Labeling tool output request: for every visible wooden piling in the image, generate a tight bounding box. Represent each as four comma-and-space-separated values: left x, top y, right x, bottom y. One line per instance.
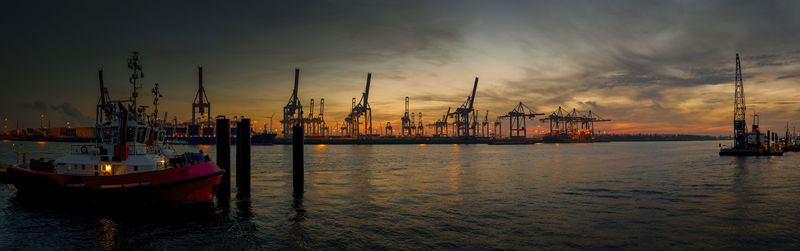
293, 125, 304, 194
216, 116, 231, 203
237, 118, 251, 196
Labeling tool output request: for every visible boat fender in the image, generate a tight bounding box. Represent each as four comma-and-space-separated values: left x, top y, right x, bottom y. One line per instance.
80, 146, 88, 154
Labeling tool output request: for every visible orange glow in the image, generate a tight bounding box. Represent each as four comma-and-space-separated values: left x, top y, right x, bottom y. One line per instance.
36, 141, 47, 145
1, 140, 9, 142
418, 144, 427, 147
606, 122, 730, 135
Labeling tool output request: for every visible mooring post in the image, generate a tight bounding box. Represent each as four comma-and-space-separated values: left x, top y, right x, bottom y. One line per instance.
236, 118, 251, 196
293, 124, 304, 195
216, 116, 231, 203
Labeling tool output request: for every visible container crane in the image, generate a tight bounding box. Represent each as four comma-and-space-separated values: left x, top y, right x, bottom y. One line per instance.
449, 77, 478, 137
282, 69, 303, 137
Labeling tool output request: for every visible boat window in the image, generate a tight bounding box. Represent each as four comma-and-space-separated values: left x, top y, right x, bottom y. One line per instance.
134, 166, 138, 172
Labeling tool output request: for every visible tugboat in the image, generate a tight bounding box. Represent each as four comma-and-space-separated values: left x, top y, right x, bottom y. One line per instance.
5, 52, 225, 204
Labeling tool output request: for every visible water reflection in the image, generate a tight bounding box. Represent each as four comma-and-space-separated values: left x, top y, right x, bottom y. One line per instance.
288, 191, 310, 249
4, 141, 800, 249
94, 218, 120, 249
235, 197, 254, 220
729, 157, 756, 238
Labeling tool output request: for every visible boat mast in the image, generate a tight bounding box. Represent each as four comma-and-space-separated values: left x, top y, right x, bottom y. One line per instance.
128, 51, 144, 116
152, 83, 163, 126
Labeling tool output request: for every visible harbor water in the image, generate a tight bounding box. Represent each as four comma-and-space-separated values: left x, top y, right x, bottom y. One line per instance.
1, 140, 799, 249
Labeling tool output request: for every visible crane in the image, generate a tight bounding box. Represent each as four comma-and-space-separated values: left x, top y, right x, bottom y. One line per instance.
282, 69, 303, 137
449, 77, 478, 137
499, 102, 543, 138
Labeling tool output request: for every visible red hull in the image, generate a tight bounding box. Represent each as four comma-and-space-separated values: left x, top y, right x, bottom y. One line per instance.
7, 161, 225, 204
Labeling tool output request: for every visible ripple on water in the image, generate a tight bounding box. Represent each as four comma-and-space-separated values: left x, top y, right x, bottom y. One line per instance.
1, 141, 799, 249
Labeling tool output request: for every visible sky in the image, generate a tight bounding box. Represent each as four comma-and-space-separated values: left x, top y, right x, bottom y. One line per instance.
1, 0, 799, 135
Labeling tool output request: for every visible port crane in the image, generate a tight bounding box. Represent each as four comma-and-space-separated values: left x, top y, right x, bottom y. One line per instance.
540, 106, 609, 139
401, 97, 413, 136
449, 77, 479, 137
499, 102, 543, 138
432, 107, 451, 137
282, 69, 303, 137
345, 73, 373, 137
96, 68, 114, 126
192, 66, 212, 125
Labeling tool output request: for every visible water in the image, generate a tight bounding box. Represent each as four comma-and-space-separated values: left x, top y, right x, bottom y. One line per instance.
1, 140, 800, 249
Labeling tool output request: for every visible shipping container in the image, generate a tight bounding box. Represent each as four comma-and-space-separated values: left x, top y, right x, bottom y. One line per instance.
188, 125, 200, 136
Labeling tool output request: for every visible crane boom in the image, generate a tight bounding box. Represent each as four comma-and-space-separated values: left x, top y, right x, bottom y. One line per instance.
98, 69, 107, 108
198, 67, 204, 115
291, 68, 299, 106
363, 73, 371, 106
468, 77, 478, 110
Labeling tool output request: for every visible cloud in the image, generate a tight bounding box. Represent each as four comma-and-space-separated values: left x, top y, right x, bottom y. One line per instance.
50, 102, 94, 126
22, 100, 47, 113
3, 1, 800, 134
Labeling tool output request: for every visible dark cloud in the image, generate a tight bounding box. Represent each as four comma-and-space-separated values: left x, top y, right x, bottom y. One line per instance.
2, 1, 800, 133
776, 73, 800, 80
22, 101, 47, 113
50, 102, 93, 124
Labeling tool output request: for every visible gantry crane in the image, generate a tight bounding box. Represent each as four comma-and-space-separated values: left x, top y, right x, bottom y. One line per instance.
540, 106, 609, 140
449, 77, 479, 137
401, 96, 413, 136
499, 102, 543, 138
433, 107, 451, 137
282, 69, 303, 137
345, 73, 373, 137
192, 66, 212, 125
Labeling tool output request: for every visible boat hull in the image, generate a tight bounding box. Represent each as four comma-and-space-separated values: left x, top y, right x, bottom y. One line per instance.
6, 161, 224, 204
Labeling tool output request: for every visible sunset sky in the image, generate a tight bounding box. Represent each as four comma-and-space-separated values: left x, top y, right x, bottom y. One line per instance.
2, 1, 799, 135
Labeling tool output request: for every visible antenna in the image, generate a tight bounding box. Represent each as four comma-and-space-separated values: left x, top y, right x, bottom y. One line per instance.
151, 83, 163, 125
127, 51, 144, 109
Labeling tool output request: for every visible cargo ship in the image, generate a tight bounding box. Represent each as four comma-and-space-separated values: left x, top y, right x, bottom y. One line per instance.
3, 52, 225, 204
